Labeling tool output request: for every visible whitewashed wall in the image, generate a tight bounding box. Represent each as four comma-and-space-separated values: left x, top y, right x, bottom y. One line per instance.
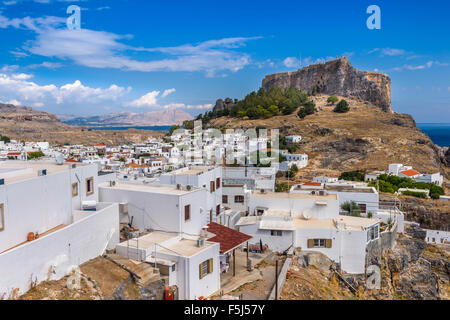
99, 185, 207, 235
238, 223, 293, 253
0, 203, 119, 298
0, 164, 98, 254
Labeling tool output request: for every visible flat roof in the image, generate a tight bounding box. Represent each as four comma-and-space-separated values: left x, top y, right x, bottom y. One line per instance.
293, 216, 379, 231
158, 238, 216, 257
99, 181, 200, 195
0, 161, 88, 184
119, 232, 216, 257
171, 166, 214, 176
121, 231, 177, 250
253, 191, 337, 200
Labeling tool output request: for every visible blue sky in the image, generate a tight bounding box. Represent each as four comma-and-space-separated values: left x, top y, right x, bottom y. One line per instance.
0, 0, 448, 122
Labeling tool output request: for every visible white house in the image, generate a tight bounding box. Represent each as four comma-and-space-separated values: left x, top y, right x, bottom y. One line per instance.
0, 161, 119, 297
236, 191, 382, 274
285, 135, 302, 143
313, 176, 338, 184
159, 166, 223, 224
413, 173, 443, 186
99, 182, 208, 235
425, 229, 450, 245
388, 163, 412, 176
115, 231, 221, 300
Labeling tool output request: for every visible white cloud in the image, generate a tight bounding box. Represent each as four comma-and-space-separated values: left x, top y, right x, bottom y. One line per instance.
0, 11, 259, 76
0, 73, 130, 107
11, 73, 33, 80
392, 61, 449, 72
283, 57, 300, 68
161, 88, 176, 98
0, 14, 65, 32
381, 48, 406, 56
369, 48, 406, 56
125, 91, 160, 108
27, 62, 62, 69
0, 98, 21, 105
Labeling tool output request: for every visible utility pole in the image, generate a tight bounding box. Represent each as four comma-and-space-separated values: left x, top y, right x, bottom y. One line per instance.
275, 259, 279, 300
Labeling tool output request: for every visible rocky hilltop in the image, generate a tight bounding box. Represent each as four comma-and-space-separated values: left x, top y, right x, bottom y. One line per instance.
261, 57, 391, 112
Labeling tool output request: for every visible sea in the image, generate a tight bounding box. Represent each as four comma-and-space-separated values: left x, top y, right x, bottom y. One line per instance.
88, 125, 173, 132
88, 124, 450, 147
417, 123, 450, 147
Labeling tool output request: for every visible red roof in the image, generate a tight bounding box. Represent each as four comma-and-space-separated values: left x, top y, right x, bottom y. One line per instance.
7, 152, 22, 156
303, 181, 322, 186
66, 158, 79, 163
206, 222, 252, 254
95, 144, 106, 147
400, 169, 420, 177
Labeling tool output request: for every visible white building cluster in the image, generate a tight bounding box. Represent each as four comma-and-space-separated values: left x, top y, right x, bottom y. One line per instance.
1, 129, 443, 300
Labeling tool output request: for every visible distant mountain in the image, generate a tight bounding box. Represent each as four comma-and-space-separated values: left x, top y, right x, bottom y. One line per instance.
61, 109, 193, 127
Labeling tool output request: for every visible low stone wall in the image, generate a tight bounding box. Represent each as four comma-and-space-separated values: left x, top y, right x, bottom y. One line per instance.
268, 257, 292, 300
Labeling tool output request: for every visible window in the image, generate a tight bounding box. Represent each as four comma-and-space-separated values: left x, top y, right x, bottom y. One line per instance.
222, 195, 228, 204
199, 258, 213, 279
86, 177, 94, 196
184, 205, 190, 221
358, 203, 367, 214
308, 239, 332, 248
314, 239, 325, 248
367, 225, 379, 242
271, 230, 282, 236
235, 195, 244, 203
72, 182, 78, 197
216, 177, 221, 189
210, 181, 215, 193
0, 203, 4, 231
216, 204, 221, 216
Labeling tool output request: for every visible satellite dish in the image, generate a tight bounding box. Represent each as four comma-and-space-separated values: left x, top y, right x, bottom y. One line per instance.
302, 209, 312, 220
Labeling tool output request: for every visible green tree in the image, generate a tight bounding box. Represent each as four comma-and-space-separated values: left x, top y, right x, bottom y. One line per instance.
327, 95, 339, 105
275, 182, 289, 193
334, 99, 350, 113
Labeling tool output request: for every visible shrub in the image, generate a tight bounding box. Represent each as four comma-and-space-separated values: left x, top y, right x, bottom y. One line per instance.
297, 101, 316, 118
334, 99, 350, 113
401, 190, 428, 198
27, 151, 45, 159
339, 170, 365, 182
327, 95, 339, 105
0, 135, 11, 143
275, 182, 289, 193
341, 201, 361, 217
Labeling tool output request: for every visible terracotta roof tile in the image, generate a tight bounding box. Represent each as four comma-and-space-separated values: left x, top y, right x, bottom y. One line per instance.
206, 222, 252, 254
400, 169, 420, 177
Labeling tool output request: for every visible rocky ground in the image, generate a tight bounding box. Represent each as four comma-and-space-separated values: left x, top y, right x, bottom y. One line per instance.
17, 255, 166, 300
281, 225, 450, 300
381, 193, 450, 230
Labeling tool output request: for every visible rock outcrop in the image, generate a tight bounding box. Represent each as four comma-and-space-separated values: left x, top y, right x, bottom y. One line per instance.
261, 57, 391, 112
212, 98, 235, 113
